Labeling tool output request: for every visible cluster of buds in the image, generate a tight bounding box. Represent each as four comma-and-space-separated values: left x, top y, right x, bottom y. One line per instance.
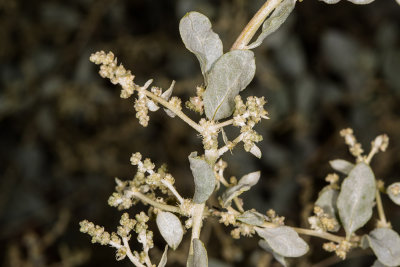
233, 95, 269, 128
232, 95, 268, 157
186, 86, 205, 114
199, 119, 219, 150
108, 152, 176, 210
79, 212, 153, 263
340, 128, 364, 159
266, 209, 285, 226
89, 51, 136, 99
371, 134, 389, 153
323, 240, 353, 260
308, 206, 339, 232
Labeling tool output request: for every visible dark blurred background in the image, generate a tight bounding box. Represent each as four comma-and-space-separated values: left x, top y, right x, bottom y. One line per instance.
1, 0, 400, 266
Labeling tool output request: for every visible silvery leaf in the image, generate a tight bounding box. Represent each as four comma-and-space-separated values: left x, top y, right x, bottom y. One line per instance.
259, 240, 287, 266
189, 152, 216, 203
161, 81, 175, 100
318, 0, 341, 3
162, 81, 176, 117
156, 212, 183, 250
255, 226, 309, 257
164, 109, 176, 118
387, 182, 400, 205
222, 171, 260, 207
337, 163, 376, 238
247, 0, 296, 49
250, 144, 262, 159
158, 245, 168, 267
347, 0, 375, 4
366, 228, 400, 266
237, 210, 267, 226
329, 159, 355, 175
147, 100, 160, 111
315, 186, 340, 232
203, 50, 255, 121
371, 260, 387, 267
221, 128, 228, 146
179, 12, 223, 78
187, 239, 208, 267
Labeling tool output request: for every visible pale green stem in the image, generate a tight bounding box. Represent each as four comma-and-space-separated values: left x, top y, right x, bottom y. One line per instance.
161, 179, 184, 205
365, 146, 378, 164
231, 0, 283, 50
291, 227, 344, 243
121, 237, 146, 267
375, 188, 388, 226
141, 87, 203, 133
132, 191, 181, 214
189, 203, 205, 255
214, 119, 234, 130
218, 133, 244, 156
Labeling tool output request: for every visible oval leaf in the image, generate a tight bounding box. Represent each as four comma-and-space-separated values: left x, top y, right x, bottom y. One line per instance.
187, 239, 208, 267
248, 0, 296, 49
203, 50, 256, 121
347, 0, 375, 4
366, 228, 400, 266
222, 171, 260, 207
387, 182, 400, 206
337, 163, 376, 238
329, 159, 355, 175
237, 210, 267, 226
156, 212, 183, 250
179, 12, 223, 78
189, 152, 216, 203
259, 240, 288, 267
315, 186, 340, 232
255, 226, 309, 257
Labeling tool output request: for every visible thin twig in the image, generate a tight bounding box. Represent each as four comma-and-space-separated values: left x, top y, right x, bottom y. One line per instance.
142, 88, 203, 133
132, 191, 181, 214
292, 227, 344, 243
231, 0, 283, 50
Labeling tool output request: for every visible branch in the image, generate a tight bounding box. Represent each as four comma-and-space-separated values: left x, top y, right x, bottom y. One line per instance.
142, 88, 203, 133
231, 0, 283, 50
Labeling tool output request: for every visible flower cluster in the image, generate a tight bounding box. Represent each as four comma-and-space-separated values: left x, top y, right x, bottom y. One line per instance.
186, 86, 205, 114
308, 206, 339, 232
232, 95, 268, 156
340, 128, 364, 159
199, 119, 219, 150
108, 152, 176, 211
323, 240, 354, 260
89, 51, 136, 99
80, 212, 153, 264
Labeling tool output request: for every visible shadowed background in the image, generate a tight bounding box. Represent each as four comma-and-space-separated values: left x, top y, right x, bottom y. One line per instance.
1, 0, 400, 266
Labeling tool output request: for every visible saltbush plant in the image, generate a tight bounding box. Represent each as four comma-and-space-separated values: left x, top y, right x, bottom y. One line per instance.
80, 0, 400, 266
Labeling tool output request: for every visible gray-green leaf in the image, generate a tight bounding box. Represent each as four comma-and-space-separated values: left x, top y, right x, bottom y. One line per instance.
259, 240, 287, 266
222, 171, 260, 207
329, 159, 355, 175
315, 186, 340, 232
189, 152, 216, 203
179, 12, 223, 78
387, 182, 400, 206
247, 0, 296, 49
156, 212, 183, 250
158, 245, 168, 267
371, 260, 387, 267
237, 210, 267, 226
366, 228, 400, 266
255, 226, 309, 257
203, 50, 256, 121
188, 239, 208, 267
337, 163, 376, 238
